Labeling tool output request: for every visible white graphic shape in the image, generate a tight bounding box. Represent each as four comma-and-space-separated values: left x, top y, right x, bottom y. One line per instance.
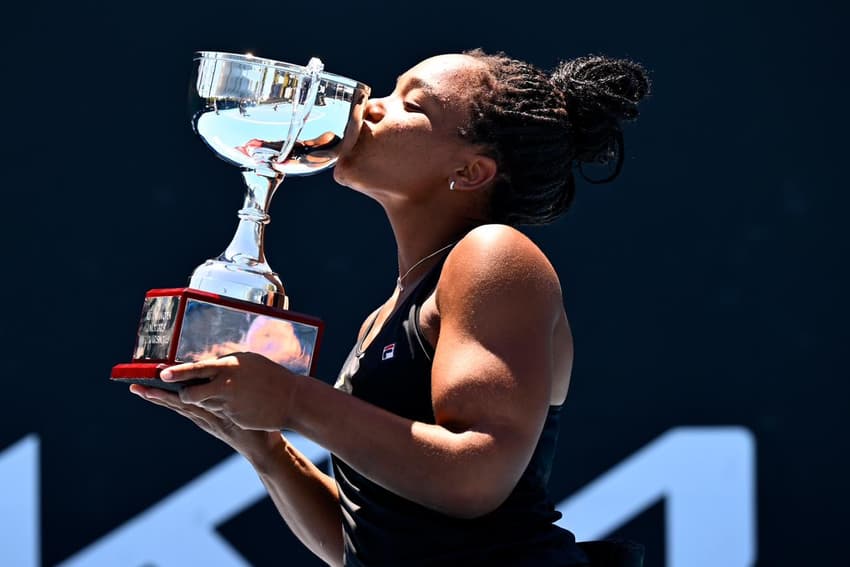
56, 433, 327, 567
0, 435, 39, 567
556, 427, 756, 567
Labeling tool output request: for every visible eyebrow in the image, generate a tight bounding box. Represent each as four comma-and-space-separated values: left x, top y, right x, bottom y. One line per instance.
395, 75, 435, 95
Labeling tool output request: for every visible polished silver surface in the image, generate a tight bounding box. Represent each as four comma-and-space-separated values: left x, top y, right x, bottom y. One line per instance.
187, 52, 370, 308
175, 298, 319, 375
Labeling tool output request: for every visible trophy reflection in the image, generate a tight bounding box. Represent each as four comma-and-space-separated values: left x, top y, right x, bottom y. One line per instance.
111, 52, 370, 390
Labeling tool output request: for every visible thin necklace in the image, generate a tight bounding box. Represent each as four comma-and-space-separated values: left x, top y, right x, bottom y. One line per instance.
396, 240, 459, 292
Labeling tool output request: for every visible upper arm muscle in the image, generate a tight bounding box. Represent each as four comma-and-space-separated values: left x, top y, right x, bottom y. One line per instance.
430, 225, 562, 491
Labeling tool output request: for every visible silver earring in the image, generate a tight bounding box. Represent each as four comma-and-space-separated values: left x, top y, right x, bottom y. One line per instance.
449, 179, 456, 191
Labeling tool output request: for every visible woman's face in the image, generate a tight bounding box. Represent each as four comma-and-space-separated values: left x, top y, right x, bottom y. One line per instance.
333, 54, 487, 202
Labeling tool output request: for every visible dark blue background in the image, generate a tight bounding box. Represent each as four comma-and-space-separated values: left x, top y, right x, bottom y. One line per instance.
5, 1, 847, 565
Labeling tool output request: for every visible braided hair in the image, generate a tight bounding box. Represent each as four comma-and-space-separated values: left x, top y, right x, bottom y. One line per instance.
460, 49, 651, 225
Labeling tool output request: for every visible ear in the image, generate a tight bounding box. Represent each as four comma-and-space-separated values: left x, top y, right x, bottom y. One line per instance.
451, 154, 498, 192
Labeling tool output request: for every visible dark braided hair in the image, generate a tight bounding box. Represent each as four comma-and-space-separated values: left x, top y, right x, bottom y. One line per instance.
459, 49, 651, 225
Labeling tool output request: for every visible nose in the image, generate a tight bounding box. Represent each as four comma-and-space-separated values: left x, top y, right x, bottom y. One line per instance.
364, 97, 387, 123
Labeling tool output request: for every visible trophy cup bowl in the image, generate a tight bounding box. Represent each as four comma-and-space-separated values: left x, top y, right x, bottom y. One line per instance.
111, 52, 370, 390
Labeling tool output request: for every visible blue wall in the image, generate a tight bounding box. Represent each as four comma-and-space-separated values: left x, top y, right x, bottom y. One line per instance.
3, 1, 846, 565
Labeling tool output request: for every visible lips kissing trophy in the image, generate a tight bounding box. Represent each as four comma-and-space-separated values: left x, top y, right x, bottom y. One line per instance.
111, 52, 370, 391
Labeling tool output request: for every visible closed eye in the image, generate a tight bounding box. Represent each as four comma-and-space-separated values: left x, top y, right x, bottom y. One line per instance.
404, 101, 424, 113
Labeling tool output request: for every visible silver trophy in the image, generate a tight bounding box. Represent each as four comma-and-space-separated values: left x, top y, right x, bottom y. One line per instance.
111, 52, 370, 388
190, 51, 370, 308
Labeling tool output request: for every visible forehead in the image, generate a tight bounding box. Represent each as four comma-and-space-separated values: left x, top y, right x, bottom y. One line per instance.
400, 54, 488, 101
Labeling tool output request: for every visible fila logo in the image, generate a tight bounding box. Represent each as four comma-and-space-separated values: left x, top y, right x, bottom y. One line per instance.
382, 343, 396, 360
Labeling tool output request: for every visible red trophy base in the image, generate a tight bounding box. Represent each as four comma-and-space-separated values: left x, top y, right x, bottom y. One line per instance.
111, 288, 324, 392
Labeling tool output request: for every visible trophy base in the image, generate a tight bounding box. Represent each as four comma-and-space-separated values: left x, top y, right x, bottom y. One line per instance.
111, 287, 324, 390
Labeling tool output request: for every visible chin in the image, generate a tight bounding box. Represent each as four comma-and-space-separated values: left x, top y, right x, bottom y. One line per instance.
332, 160, 359, 189
333, 155, 373, 190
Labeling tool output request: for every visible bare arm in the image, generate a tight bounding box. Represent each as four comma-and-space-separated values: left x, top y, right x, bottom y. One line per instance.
287, 225, 562, 517
129, 386, 344, 566
247, 434, 344, 567
166, 224, 565, 519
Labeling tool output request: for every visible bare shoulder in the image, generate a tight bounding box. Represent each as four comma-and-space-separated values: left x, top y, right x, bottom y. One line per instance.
436, 224, 563, 324
438, 224, 562, 309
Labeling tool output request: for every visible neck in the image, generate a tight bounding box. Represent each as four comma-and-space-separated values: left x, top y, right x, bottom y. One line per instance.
383, 203, 479, 290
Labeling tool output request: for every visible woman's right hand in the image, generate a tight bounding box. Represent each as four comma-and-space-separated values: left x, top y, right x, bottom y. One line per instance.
129, 384, 283, 464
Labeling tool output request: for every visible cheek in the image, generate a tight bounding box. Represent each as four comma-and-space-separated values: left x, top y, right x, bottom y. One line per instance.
332, 121, 445, 188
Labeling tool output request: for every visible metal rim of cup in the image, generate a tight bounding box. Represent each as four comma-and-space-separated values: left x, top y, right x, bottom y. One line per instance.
194, 51, 371, 93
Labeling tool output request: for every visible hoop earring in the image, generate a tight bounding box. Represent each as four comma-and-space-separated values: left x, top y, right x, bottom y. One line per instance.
449, 179, 456, 191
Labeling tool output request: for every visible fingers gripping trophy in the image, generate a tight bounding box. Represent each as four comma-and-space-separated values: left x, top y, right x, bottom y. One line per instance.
111, 52, 371, 390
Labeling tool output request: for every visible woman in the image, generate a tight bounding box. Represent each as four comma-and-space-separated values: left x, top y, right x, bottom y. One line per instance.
131, 49, 650, 566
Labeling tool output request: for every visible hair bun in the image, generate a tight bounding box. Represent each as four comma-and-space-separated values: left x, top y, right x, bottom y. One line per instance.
551, 55, 651, 180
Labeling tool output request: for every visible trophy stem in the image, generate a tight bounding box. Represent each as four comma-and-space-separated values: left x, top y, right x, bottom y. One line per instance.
188, 169, 288, 308
222, 169, 282, 267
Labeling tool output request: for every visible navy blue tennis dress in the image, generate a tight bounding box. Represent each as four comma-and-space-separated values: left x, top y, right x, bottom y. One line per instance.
331, 259, 589, 566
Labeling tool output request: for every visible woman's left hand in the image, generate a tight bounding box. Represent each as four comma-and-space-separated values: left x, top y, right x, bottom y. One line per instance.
159, 352, 300, 431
